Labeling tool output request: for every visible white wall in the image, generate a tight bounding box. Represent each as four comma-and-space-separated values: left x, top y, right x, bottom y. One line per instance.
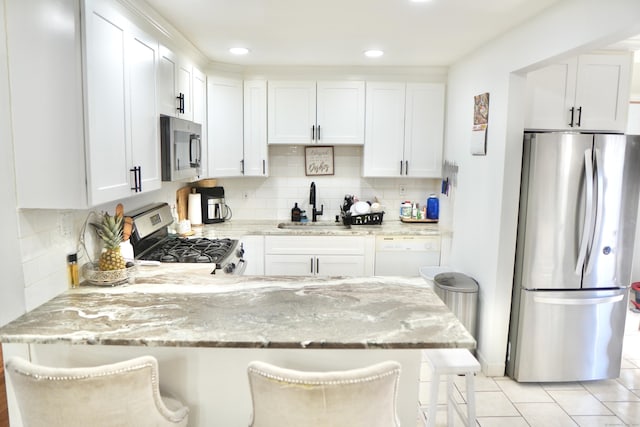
445, 0, 640, 375
0, 1, 26, 326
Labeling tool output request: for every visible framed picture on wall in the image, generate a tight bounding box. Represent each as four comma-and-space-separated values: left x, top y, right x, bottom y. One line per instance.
305, 146, 334, 176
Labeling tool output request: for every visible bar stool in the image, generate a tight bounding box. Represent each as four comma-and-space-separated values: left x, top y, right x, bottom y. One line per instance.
423, 349, 480, 427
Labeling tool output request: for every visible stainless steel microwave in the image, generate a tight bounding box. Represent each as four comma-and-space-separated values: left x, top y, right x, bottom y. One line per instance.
160, 115, 202, 181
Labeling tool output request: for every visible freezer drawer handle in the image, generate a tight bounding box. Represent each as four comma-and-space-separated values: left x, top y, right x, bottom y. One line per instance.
533, 294, 624, 305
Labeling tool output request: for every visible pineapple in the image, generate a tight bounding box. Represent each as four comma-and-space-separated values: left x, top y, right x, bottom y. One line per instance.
94, 210, 126, 271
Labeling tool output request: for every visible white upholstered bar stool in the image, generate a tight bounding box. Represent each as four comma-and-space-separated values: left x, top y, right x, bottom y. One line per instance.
247, 360, 401, 427
422, 349, 480, 427
5, 355, 189, 427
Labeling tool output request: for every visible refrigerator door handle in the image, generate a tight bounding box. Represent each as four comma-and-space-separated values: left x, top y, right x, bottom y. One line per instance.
533, 294, 624, 305
575, 149, 594, 275
585, 148, 605, 275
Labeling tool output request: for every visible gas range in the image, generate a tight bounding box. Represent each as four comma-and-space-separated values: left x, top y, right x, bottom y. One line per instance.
129, 203, 246, 275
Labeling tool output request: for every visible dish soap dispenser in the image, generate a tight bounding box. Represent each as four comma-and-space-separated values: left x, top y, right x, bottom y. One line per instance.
291, 203, 301, 222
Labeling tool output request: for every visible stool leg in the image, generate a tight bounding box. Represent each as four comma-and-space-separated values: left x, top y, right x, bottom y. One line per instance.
427, 372, 439, 427
465, 372, 476, 427
447, 375, 454, 427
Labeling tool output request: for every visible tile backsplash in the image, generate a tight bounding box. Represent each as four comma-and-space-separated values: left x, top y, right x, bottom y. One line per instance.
16, 145, 440, 310
217, 145, 440, 221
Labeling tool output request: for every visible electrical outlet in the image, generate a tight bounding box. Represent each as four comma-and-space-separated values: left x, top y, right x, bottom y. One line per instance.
399, 185, 406, 197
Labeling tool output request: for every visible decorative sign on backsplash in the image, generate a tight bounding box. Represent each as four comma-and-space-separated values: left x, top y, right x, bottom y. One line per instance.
305, 146, 334, 176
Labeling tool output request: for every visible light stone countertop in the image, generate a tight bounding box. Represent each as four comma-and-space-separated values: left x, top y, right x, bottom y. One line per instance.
0, 264, 475, 350
188, 218, 441, 239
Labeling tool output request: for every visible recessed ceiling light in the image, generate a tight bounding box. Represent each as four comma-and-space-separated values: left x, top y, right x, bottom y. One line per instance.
229, 47, 249, 55
364, 49, 384, 58
410, 0, 433, 2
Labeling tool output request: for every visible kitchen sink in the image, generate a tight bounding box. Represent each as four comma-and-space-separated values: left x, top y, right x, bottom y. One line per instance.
277, 221, 346, 230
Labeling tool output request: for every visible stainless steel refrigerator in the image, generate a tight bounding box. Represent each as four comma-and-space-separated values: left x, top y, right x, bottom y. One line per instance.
506, 132, 640, 382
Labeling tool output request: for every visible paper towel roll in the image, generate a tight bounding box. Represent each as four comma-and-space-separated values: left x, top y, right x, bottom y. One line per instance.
188, 193, 202, 225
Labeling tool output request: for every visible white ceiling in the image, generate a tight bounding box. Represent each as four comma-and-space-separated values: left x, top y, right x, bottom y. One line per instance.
142, 0, 565, 67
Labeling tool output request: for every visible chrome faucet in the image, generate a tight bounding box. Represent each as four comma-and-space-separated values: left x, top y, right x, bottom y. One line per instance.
310, 181, 323, 222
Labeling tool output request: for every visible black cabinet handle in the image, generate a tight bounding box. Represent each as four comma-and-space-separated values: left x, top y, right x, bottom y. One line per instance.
262, 159, 266, 175
316, 258, 319, 275
576, 106, 582, 127
311, 125, 315, 141
177, 93, 185, 114
400, 161, 403, 175
130, 166, 141, 192
405, 161, 409, 176
569, 107, 575, 127
241, 159, 245, 174
317, 125, 321, 141
310, 258, 314, 274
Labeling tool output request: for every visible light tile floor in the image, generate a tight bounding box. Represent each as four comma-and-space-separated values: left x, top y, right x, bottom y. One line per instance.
417, 308, 640, 426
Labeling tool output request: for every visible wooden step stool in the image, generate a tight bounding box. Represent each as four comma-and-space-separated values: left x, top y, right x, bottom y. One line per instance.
423, 349, 480, 427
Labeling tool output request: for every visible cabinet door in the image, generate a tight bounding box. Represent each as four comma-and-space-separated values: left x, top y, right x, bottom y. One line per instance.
244, 80, 268, 176
178, 61, 193, 120
363, 82, 406, 177
265, 255, 314, 276
574, 53, 632, 132
84, 0, 132, 205
316, 255, 365, 276
267, 81, 316, 144
316, 81, 365, 145
128, 27, 161, 194
158, 45, 178, 117
524, 58, 578, 130
208, 77, 244, 177
404, 83, 444, 178
6, 0, 87, 208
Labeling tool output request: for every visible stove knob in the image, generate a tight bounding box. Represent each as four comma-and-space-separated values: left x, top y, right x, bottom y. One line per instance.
224, 262, 236, 274
236, 244, 245, 258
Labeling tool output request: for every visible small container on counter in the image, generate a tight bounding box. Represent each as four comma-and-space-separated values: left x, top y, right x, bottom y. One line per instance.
427, 194, 439, 220
291, 203, 301, 222
67, 253, 79, 288
400, 201, 412, 218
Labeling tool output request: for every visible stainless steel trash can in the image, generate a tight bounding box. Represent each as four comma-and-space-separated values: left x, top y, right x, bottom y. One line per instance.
434, 272, 478, 338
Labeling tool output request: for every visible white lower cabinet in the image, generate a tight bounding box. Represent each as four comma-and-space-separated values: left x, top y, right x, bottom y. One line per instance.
240, 235, 264, 275
264, 236, 374, 276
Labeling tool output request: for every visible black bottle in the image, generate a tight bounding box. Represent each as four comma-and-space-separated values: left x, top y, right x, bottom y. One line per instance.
291, 203, 301, 222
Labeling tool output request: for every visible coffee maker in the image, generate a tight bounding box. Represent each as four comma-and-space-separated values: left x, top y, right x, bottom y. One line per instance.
196, 186, 232, 224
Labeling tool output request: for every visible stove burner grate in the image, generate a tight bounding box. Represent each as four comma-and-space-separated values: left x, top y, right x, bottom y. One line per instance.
142, 237, 236, 264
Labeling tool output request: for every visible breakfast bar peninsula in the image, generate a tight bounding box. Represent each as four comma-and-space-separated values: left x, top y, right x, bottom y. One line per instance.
0, 264, 475, 426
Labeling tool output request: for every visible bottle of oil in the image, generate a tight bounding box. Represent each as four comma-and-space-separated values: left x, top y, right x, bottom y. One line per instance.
67, 253, 79, 288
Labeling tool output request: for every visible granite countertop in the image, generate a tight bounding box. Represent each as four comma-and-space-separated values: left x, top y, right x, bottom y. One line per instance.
188, 219, 441, 239
0, 265, 475, 350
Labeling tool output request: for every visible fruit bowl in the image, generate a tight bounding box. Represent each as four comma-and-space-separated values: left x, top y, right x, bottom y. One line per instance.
82, 261, 137, 286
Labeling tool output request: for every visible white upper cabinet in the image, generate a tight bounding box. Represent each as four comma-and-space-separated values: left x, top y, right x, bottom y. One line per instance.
84, 0, 161, 205
207, 78, 269, 177
525, 52, 632, 132
207, 77, 244, 177
268, 81, 365, 145
158, 46, 199, 121
8, 0, 162, 208
128, 27, 162, 196
243, 80, 269, 176
363, 82, 445, 178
